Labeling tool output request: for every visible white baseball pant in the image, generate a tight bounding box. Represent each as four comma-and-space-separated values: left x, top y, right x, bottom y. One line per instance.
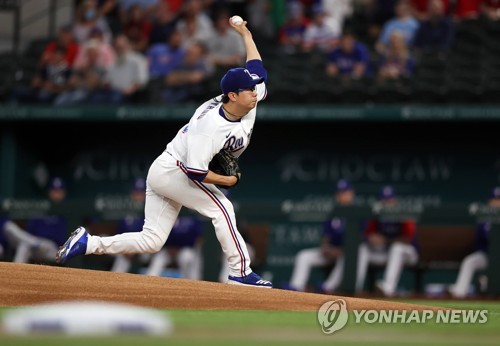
219, 244, 255, 283
449, 251, 488, 298
86, 152, 252, 278
289, 247, 344, 292
355, 242, 418, 295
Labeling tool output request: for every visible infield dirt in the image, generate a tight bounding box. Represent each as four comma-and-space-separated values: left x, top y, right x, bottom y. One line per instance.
0, 262, 445, 311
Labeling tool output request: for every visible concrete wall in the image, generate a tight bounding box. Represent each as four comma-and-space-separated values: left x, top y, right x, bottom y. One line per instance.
0, 0, 73, 53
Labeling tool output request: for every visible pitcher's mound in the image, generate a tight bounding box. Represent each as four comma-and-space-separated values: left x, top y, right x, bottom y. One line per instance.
0, 262, 442, 311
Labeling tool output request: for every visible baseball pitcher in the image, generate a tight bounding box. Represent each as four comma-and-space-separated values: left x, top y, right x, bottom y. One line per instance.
56, 17, 272, 288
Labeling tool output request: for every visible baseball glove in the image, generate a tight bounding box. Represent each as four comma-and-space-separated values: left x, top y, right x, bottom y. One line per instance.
209, 149, 241, 188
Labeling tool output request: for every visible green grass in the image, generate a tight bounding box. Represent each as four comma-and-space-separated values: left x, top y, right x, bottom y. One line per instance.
1, 300, 499, 346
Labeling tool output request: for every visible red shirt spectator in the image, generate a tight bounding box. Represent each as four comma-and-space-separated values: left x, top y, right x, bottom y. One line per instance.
163, 0, 183, 13
122, 4, 152, 52
279, 1, 311, 54
411, 0, 450, 19
483, 0, 500, 8
481, 0, 500, 20
42, 25, 79, 67
453, 0, 481, 20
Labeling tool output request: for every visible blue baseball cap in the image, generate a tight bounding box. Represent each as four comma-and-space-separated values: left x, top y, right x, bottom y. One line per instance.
491, 187, 500, 199
132, 177, 146, 192
336, 179, 352, 192
379, 185, 396, 200
220, 68, 265, 95
49, 177, 65, 190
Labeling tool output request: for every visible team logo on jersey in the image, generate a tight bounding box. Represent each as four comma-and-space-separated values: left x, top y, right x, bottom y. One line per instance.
223, 136, 244, 152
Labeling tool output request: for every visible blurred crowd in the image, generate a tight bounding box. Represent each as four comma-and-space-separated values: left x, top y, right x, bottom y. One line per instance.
7, 0, 500, 105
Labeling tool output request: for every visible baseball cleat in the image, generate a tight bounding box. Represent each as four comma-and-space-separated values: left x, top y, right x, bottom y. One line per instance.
227, 272, 273, 288
56, 226, 88, 264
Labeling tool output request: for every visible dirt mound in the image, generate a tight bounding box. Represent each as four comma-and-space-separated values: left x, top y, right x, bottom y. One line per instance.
0, 262, 442, 311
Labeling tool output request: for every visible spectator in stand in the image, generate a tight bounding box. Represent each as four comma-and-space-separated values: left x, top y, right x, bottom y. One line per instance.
373, 0, 400, 25
378, 31, 415, 80
41, 25, 80, 68
410, 0, 450, 20
147, 29, 185, 80
246, 0, 275, 40
55, 40, 108, 105
355, 185, 419, 297
118, 0, 159, 11
149, 1, 181, 45
176, 0, 215, 49
302, 3, 339, 53
413, 0, 454, 55
326, 30, 370, 80
349, 0, 414, 47
480, 0, 500, 21
279, 1, 310, 54
89, 34, 148, 104
164, 0, 184, 14
73, 27, 116, 69
452, 0, 481, 21
376, 0, 419, 53
206, 10, 246, 69
351, 0, 399, 42
448, 187, 500, 298
321, 0, 354, 39
73, 0, 112, 44
162, 41, 213, 103
11, 47, 72, 104
121, 4, 153, 53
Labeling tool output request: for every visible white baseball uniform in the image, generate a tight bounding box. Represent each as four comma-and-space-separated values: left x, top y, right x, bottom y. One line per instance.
84, 61, 267, 279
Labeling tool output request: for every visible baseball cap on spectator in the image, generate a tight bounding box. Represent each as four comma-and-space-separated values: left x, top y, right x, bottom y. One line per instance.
49, 177, 65, 190
379, 185, 396, 200
132, 177, 146, 192
312, 3, 326, 16
490, 187, 500, 199
336, 179, 352, 192
220, 68, 265, 95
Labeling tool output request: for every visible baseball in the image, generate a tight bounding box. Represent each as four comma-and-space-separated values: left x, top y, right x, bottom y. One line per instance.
231, 15, 244, 26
